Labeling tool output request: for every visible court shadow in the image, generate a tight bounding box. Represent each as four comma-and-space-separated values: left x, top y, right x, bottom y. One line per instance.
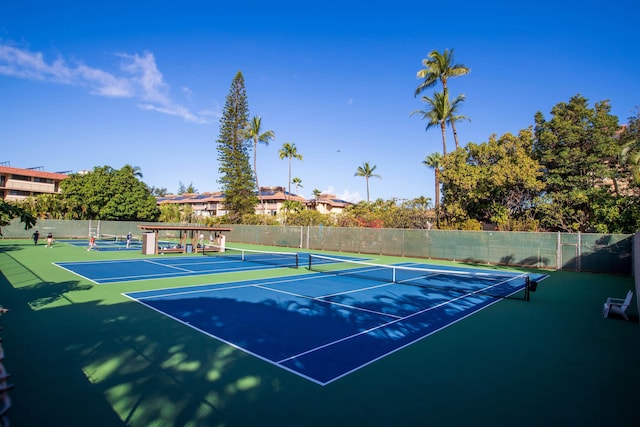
0, 243, 26, 253
19, 279, 93, 309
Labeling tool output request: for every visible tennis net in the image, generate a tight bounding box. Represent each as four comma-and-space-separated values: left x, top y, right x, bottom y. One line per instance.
308, 254, 532, 300
100, 234, 140, 244
203, 245, 299, 269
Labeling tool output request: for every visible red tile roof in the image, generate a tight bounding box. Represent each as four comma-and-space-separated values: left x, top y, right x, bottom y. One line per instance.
0, 166, 68, 180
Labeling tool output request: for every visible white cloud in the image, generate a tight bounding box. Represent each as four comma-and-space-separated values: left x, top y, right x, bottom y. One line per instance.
338, 190, 362, 203
75, 63, 133, 97
0, 41, 211, 124
322, 186, 362, 203
117, 52, 169, 104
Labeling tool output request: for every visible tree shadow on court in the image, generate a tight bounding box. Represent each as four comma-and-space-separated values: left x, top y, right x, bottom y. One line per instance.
2, 282, 326, 426
17, 279, 93, 309
0, 249, 93, 309
0, 244, 26, 254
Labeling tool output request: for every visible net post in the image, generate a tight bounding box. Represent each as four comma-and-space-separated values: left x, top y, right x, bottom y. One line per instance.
308, 254, 312, 270
525, 276, 530, 302
294, 253, 299, 269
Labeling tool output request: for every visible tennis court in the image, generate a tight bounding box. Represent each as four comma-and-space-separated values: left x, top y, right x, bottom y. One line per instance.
124, 261, 547, 385
53, 248, 365, 284
55, 255, 290, 284
56, 235, 144, 252
1, 239, 638, 426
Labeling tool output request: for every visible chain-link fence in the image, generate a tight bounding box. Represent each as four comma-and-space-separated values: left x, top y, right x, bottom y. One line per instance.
2, 219, 634, 274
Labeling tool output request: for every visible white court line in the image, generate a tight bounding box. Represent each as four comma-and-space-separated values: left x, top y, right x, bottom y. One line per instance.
143, 259, 194, 272
95, 264, 255, 282
52, 262, 99, 284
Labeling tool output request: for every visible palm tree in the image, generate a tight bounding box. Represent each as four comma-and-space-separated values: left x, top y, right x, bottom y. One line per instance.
122, 164, 143, 179
415, 48, 470, 96
244, 116, 275, 214
292, 177, 303, 195
178, 181, 198, 194
415, 49, 470, 149
446, 96, 470, 149
278, 143, 303, 200
423, 152, 442, 225
312, 188, 322, 200
354, 162, 381, 202
411, 91, 456, 155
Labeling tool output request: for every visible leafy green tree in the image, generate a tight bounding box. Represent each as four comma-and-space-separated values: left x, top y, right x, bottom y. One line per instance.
244, 116, 275, 214
148, 186, 168, 197
355, 162, 381, 202
239, 213, 280, 226
32, 193, 65, 219
59, 166, 159, 220
406, 196, 432, 210
177, 182, 186, 195
415, 48, 470, 148
337, 198, 433, 229
287, 209, 335, 226
179, 203, 195, 223
178, 181, 198, 194
216, 71, 257, 222
278, 142, 303, 200
159, 203, 181, 222
278, 200, 304, 224
440, 130, 543, 230
619, 108, 640, 185
0, 201, 37, 235
533, 95, 622, 231
340, 199, 391, 228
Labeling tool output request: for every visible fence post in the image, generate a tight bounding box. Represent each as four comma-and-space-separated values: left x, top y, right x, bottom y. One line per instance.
556, 232, 561, 270
634, 232, 639, 324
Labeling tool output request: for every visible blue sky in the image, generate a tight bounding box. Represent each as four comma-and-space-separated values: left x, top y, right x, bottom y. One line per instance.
1, 1, 638, 204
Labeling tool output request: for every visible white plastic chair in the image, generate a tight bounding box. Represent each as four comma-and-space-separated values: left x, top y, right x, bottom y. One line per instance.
603, 290, 633, 320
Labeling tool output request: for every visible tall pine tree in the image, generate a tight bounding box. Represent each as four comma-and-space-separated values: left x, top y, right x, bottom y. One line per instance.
216, 71, 257, 221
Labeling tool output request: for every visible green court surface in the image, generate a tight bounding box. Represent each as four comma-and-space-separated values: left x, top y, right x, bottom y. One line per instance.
0, 238, 638, 426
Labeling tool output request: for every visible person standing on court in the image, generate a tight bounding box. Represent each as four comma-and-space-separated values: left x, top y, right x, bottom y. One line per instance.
32, 230, 40, 245
47, 232, 53, 248
126, 232, 132, 249
88, 235, 98, 251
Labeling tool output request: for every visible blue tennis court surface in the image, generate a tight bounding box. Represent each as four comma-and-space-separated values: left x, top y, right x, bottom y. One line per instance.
56, 238, 144, 252
55, 256, 292, 283
124, 266, 548, 385
54, 253, 365, 284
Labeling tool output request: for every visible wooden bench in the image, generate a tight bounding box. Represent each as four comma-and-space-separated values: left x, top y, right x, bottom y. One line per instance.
158, 247, 185, 254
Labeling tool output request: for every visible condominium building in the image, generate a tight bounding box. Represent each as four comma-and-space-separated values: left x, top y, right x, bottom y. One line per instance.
157, 187, 349, 217
0, 165, 68, 202
306, 194, 352, 215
